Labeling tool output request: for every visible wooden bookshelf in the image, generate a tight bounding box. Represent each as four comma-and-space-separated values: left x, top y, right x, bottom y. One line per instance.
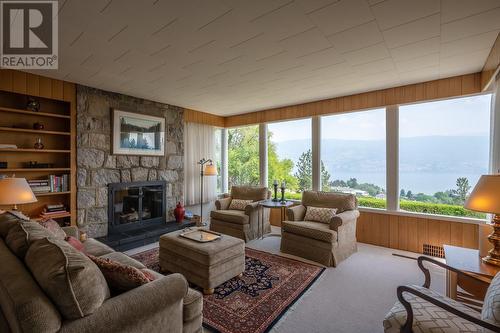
0, 69, 76, 226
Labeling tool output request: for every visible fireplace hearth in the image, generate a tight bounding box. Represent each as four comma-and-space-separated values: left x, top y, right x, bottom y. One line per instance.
96, 181, 194, 251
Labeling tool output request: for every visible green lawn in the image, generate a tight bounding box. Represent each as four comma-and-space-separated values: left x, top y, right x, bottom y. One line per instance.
284, 193, 485, 219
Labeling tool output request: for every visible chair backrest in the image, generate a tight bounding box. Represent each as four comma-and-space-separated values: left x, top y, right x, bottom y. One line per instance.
230, 186, 269, 201
482, 271, 500, 327
301, 191, 357, 213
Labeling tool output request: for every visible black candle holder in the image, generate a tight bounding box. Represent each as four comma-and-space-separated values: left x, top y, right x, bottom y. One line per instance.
272, 183, 279, 202
280, 186, 286, 203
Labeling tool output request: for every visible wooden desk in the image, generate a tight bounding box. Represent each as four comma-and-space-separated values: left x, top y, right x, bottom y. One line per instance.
444, 245, 499, 307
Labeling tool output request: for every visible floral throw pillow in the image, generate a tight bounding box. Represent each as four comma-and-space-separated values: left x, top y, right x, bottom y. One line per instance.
39, 219, 67, 240
228, 199, 253, 211
304, 206, 338, 224
87, 255, 153, 293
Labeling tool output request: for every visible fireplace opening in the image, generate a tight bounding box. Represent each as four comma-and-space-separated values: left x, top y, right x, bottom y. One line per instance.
109, 181, 166, 232
98, 180, 194, 251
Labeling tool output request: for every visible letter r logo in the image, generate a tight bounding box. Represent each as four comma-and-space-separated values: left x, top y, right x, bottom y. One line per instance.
1, 1, 54, 54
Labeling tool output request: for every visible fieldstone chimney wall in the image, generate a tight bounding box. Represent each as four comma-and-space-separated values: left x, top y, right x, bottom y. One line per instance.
76, 85, 184, 237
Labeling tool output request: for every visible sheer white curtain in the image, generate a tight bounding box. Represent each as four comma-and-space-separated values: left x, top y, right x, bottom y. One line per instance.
184, 122, 218, 205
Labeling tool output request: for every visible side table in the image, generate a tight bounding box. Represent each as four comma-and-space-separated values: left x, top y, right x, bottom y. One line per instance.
444, 244, 500, 308
258, 200, 295, 239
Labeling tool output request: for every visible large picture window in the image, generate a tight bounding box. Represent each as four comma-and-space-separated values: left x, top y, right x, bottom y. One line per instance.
321, 108, 386, 208
268, 119, 312, 199
228, 125, 260, 187
399, 95, 491, 218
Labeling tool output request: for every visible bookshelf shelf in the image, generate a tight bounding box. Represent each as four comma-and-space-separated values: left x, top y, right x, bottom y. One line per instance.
0, 106, 71, 119
0, 148, 71, 153
34, 191, 71, 197
0, 127, 71, 136
1, 168, 71, 172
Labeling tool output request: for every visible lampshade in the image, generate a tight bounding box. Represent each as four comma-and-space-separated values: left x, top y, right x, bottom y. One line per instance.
464, 175, 500, 214
204, 163, 218, 176
0, 178, 37, 205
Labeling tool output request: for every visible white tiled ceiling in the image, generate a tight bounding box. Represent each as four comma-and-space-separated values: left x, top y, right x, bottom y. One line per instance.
34, 0, 500, 116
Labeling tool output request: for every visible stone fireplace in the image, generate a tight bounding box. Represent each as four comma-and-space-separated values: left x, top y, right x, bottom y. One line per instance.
76, 85, 185, 238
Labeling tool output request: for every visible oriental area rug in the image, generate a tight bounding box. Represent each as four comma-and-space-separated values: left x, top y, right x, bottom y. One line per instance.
131, 247, 324, 333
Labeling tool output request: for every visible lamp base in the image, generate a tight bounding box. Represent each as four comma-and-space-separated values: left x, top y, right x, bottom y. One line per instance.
482, 214, 500, 267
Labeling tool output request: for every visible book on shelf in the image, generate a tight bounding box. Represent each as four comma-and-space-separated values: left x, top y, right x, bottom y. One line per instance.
40, 203, 69, 219
0, 144, 17, 149
28, 174, 69, 193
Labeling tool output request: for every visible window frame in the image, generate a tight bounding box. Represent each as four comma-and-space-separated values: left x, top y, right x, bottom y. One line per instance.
221, 92, 495, 224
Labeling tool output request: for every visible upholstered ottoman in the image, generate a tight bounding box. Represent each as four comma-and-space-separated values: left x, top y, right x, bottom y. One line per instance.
159, 229, 245, 294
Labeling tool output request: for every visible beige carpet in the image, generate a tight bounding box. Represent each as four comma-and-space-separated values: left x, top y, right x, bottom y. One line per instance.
127, 230, 445, 333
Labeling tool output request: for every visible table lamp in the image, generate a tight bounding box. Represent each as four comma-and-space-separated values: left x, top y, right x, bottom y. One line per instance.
0, 177, 37, 210
464, 175, 500, 266
198, 158, 217, 225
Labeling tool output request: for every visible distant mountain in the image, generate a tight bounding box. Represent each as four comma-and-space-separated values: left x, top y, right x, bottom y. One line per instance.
275, 136, 490, 174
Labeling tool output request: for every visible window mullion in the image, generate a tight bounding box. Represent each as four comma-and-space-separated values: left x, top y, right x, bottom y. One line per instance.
386, 105, 399, 211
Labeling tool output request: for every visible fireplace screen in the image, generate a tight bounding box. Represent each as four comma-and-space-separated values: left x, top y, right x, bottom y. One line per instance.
108, 181, 166, 231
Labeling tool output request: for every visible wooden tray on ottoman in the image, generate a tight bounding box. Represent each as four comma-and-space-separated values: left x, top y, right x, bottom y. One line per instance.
180, 229, 221, 242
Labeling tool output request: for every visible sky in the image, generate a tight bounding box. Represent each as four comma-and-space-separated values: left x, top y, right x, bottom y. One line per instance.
267, 94, 492, 142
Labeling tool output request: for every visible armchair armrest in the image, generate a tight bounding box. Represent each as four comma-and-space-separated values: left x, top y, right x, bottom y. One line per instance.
244, 202, 260, 215
329, 210, 360, 231
62, 226, 79, 239
61, 273, 188, 333
215, 196, 232, 210
397, 285, 500, 333
287, 205, 306, 221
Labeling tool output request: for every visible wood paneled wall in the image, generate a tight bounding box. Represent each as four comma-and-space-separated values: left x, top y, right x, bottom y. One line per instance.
0, 69, 77, 225
184, 108, 225, 127
224, 73, 482, 127
481, 33, 500, 91
356, 211, 479, 252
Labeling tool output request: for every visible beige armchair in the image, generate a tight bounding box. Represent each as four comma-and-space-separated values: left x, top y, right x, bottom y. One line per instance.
281, 191, 359, 267
210, 186, 271, 242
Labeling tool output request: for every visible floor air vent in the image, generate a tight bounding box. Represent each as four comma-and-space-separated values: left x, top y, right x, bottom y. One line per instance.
422, 244, 445, 258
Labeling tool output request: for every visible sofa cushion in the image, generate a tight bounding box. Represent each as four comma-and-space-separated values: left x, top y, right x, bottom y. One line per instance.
39, 219, 67, 240
231, 186, 268, 201
88, 255, 151, 293
304, 206, 338, 224
183, 288, 203, 322
302, 191, 357, 213
211, 209, 249, 225
0, 211, 28, 238
482, 271, 500, 326
282, 221, 337, 242
228, 199, 253, 211
25, 237, 110, 320
100, 251, 146, 269
0, 238, 61, 333
82, 238, 114, 256
383, 285, 482, 333
5, 222, 53, 258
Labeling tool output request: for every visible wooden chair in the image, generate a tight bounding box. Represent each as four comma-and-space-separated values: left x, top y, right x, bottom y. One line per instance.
384, 256, 500, 332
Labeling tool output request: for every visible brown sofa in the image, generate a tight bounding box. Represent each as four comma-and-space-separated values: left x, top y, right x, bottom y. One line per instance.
0, 212, 203, 333
210, 186, 271, 242
281, 191, 360, 267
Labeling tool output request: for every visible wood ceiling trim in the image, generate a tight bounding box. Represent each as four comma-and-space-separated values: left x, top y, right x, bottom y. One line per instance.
224, 72, 482, 127
184, 108, 225, 127
481, 32, 500, 91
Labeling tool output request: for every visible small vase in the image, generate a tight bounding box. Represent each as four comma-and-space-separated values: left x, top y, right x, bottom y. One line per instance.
34, 138, 44, 150
33, 122, 44, 130
174, 202, 185, 223
27, 98, 40, 112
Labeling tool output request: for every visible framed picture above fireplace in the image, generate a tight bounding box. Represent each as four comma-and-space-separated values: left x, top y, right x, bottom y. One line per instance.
112, 109, 165, 156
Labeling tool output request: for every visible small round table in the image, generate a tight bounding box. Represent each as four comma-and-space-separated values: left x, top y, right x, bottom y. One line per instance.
258, 200, 295, 239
